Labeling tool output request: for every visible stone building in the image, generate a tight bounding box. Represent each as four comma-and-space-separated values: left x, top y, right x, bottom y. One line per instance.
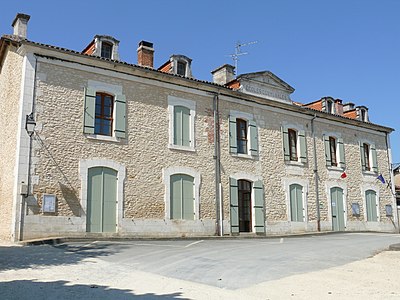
0, 13, 397, 241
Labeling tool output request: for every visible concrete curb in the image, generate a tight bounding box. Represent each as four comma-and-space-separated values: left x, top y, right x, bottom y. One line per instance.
17, 231, 398, 246
389, 243, 400, 251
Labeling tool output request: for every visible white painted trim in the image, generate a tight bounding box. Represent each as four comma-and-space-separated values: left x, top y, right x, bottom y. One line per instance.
361, 184, 380, 222
86, 134, 120, 143
163, 166, 201, 220
11, 52, 37, 241
231, 173, 263, 233
282, 123, 306, 165
79, 159, 126, 232
325, 181, 348, 229
282, 178, 309, 222
167, 96, 196, 151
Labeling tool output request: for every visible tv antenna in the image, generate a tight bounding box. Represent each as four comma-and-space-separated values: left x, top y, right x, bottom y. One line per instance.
228, 40, 258, 75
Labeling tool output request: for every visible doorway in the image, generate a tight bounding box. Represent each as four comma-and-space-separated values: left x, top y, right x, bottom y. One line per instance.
331, 187, 345, 231
87, 167, 117, 232
238, 180, 252, 232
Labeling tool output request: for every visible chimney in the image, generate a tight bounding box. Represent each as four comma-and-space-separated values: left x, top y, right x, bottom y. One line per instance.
12, 13, 30, 39
137, 41, 154, 68
343, 102, 355, 112
211, 64, 235, 85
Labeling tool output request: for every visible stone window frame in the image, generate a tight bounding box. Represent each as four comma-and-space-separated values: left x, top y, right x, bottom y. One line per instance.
79, 159, 126, 230
229, 110, 258, 159
167, 96, 196, 152
283, 178, 309, 223
163, 166, 201, 220
322, 131, 346, 171
282, 122, 307, 166
85, 80, 124, 143
359, 139, 378, 174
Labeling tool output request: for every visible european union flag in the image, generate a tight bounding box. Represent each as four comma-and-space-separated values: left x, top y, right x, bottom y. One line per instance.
377, 174, 385, 184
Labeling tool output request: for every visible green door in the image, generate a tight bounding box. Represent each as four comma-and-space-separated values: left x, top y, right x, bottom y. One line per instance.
331, 187, 345, 231
366, 190, 378, 222
290, 184, 304, 222
87, 167, 117, 233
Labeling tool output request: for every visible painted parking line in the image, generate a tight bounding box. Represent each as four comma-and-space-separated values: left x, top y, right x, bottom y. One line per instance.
185, 240, 204, 248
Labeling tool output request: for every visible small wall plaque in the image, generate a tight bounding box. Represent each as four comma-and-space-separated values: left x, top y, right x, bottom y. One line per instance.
43, 194, 56, 213
385, 205, 393, 217
351, 203, 360, 216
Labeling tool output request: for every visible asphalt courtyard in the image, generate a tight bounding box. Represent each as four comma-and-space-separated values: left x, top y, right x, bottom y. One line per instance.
1, 232, 400, 299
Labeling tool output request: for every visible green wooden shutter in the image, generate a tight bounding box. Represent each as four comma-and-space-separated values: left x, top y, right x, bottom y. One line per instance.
253, 180, 265, 233
230, 178, 239, 233
114, 94, 126, 138
337, 138, 346, 168
102, 168, 117, 232
299, 130, 307, 163
324, 135, 332, 166
174, 107, 182, 145
170, 175, 182, 219
83, 88, 96, 134
182, 175, 194, 220
229, 116, 237, 154
181, 107, 190, 147
282, 126, 290, 161
366, 190, 377, 221
360, 142, 366, 171
371, 144, 378, 173
249, 120, 258, 156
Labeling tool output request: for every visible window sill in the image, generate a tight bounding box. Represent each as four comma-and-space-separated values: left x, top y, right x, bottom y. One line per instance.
285, 160, 305, 167
168, 144, 196, 152
231, 153, 257, 160
327, 166, 345, 172
362, 170, 378, 177
86, 134, 120, 143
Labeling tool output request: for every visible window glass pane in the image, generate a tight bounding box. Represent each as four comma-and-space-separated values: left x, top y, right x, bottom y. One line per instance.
95, 104, 101, 115
101, 42, 112, 59
288, 129, 297, 161
236, 119, 247, 154
177, 61, 186, 76
103, 105, 111, 118
364, 143, 370, 170
94, 93, 114, 136
329, 137, 337, 166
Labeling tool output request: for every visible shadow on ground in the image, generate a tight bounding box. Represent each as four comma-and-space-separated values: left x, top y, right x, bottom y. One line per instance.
0, 242, 127, 271
0, 280, 187, 299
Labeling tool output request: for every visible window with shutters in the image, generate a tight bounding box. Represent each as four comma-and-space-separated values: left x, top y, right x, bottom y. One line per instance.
323, 135, 346, 169
163, 166, 200, 220
229, 111, 258, 157
360, 141, 378, 173
170, 174, 194, 220
168, 96, 196, 151
83, 83, 126, 141
282, 125, 307, 164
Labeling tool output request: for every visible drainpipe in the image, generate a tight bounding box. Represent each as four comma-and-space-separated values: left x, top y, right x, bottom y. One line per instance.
213, 93, 223, 236
385, 132, 399, 232
311, 114, 321, 231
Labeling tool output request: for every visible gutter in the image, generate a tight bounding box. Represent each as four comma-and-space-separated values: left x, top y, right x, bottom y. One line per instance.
213, 92, 223, 236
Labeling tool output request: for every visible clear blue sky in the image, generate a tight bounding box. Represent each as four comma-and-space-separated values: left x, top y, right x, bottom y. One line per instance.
1, 0, 399, 163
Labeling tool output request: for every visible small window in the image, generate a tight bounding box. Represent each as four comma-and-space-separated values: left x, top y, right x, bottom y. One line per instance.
95, 93, 114, 136
236, 119, 248, 154
363, 143, 370, 171
288, 129, 298, 161
361, 109, 366, 122
329, 137, 337, 166
327, 100, 334, 113
101, 42, 113, 59
177, 61, 186, 76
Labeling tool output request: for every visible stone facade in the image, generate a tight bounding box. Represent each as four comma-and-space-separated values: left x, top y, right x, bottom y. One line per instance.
0, 15, 397, 241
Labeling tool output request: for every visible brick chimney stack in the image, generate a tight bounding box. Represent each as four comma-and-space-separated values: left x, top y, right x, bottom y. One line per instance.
137, 41, 154, 68
12, 13, 30, 39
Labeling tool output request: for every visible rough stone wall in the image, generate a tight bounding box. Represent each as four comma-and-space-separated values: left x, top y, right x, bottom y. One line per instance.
31, 61, 216, 221
28, 59, 394, 236
0, 47, 23, 239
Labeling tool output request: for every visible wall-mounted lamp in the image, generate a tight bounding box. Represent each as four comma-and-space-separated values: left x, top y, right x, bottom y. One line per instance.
25, 113, 36, 136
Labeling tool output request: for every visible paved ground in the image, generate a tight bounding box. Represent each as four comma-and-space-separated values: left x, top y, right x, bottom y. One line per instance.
1, 232, 400, 299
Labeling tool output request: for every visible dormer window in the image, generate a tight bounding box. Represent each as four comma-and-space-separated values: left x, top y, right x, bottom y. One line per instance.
177, 61, 186, 76
327, 100, 334, 114
101, 42, 113, 59
361, 109, 366, 122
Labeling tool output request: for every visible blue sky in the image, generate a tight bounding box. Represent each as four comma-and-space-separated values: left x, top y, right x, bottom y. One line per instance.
1, 0, 399, 162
